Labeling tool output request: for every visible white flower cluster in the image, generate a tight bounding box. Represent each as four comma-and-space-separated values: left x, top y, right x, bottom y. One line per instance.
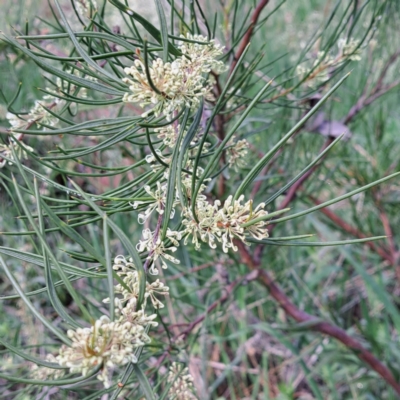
0, 140, 33, 168
226, 136, 249, 171
296, 37, 362, 87
338, 38, 362, 61
6, 95, 59, 133
129, 142, 269, 272
137, 228, 182, 274
30, 354, 65, 380
109, 256, 170, 309
6, 69, 95, 135
57, 314, 153, 388
167, 362, 197, 400
3, 71, 96, 169
75, 0, 97, 18
122, 34, 225, 119
183, 195, 269, 253
131, 181, 177, 224
31, 254, 168, 388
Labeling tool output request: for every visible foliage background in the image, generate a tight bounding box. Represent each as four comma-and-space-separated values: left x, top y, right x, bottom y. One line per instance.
0, 0, 400, 399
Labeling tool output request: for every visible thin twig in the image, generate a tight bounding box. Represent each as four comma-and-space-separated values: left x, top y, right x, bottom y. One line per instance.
229, 0, 270, 75
176, 270, 260, 340
344, 49, 400, 124
308, 195, 393, 264
237, 241, 400, 395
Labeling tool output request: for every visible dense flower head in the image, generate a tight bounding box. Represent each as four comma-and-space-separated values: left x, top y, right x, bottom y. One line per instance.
178, 34, 226, 74
30, 354, 65, 380
122, 35, 225, 119
6, 95, 59, 133
338, 38, 362, 61
167, 362, 197, 399
296, 37, 362, 87
183, 195, 269, 253
226, 136, 249, 171
137, 228, 182, 273
75, 0, 97, 17
131, 181, 179, 224
105, 258, 169, 309
57, 315, 153, 388
0, 140, 33, 168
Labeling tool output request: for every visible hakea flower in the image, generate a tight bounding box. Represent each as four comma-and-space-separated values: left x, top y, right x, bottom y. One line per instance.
131, 182, 174, 224
180, 174, 208, 203
137, 228, 181, 273
7, 94, 59, 133
115, 300, 158, 330
216, 195, 269, 252
122, 35, 225, 119
183, 195, 269, 253
297, 37, 362, 87
338, 38, 362, 61
57, 314, 155, 388
0, 140, 34, 168
144, 150, 172, 174
112, 254, 135, 273
182, 200, 220, 250
146, 279, 170, 309
28, 99, 59, 128
179, 34, 226, 74
104, 267, 169, 309
30, 354, 65, 380
226, 136, 249, 171
167, 362, 197, 399
75, 0, 97, 18
155, 124, 180, 148
7, 69, 96, 134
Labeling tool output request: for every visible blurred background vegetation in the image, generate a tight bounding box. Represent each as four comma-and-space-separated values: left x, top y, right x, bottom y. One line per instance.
0, 0, 400, 399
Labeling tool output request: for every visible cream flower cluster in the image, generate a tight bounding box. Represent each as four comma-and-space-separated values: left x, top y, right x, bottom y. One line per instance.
226, 136, 249, 171
130, 150, 269, 271
167, 362, 197, 399
31, 254, 169, 388
75, 0, 97, 17
30, 354, 65, 380
131, 181, 178, 224
122, 34, 225, 119
183, 195, 269, 253
6, 69, 94, 135
338, 38, 362, 61
3, 70, 95, 169
297, 37, 362, 87
0, 140, 33, 168
6, 95, 59, 133
58, 315, 149, 388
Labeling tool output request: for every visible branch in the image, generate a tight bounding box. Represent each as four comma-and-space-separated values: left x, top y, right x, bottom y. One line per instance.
229, 0, 270, 75
344, 49, 400, 124
308, 195, 393, 265
154, 270, 260, 368
253, 137, 333, 263
237, 241, 400, 395
176, 270, 259, 340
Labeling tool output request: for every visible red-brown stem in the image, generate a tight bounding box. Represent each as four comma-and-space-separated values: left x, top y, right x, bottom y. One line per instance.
153, 270, 259, 368
308, 195, 393, 265
176, 270, 259, 340
237, 241, 400, 395
379, 209, 396, 260
229, 0, 270, 75
344, 49, 400, 125
253, 138, 333, 262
